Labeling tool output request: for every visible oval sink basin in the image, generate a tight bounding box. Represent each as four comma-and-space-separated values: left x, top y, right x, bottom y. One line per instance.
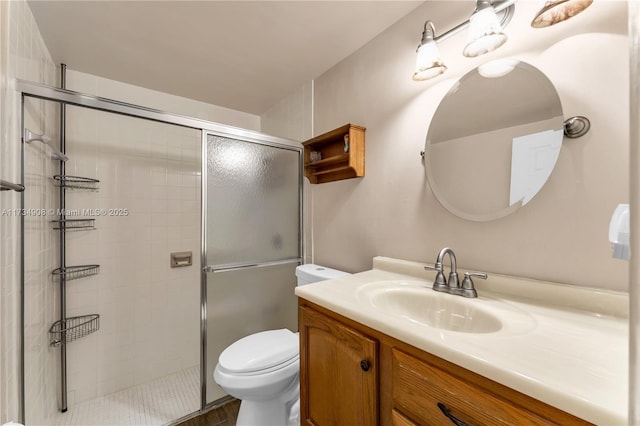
361, 282, 503, 333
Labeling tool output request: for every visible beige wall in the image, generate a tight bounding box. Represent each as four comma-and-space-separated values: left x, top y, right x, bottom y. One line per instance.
311, 0, 629, 292
261, 81, 313, 143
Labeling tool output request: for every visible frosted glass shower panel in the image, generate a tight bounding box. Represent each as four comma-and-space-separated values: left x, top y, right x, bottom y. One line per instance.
206, 135, 300, 266
205, 262, 299, 403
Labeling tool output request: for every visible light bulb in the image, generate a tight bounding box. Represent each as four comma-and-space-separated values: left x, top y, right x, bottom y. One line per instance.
413, 40, 446, 81
463, 6, 508, 58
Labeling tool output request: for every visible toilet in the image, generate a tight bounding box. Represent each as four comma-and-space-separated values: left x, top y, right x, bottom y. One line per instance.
213, 264, 349, 426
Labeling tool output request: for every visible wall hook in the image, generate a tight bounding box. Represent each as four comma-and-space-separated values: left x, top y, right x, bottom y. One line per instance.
564, 116, 590, 139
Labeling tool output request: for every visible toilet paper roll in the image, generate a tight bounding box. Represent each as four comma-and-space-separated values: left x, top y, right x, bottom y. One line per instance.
3, 422, 25, 426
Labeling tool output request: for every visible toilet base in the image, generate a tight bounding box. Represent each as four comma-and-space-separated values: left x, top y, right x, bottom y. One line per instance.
235, 379, 299, 426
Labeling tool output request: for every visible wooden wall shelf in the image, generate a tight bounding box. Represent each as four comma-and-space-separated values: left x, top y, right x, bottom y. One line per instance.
302, 123, 365, 184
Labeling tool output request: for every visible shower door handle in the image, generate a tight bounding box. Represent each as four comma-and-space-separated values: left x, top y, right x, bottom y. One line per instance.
203, 258, 302, 274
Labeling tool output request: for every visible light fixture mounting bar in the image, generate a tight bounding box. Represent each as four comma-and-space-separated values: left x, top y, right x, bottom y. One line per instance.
434, 0, 518, 43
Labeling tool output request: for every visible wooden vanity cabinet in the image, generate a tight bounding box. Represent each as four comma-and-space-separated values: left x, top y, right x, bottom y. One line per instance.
298, 300, 593, 426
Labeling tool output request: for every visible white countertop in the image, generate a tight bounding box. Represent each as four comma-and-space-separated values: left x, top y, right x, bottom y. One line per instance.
295, 257, 628, 425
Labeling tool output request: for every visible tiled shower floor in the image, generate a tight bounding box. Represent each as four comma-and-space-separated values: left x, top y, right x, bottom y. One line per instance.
54, 366, 200, 426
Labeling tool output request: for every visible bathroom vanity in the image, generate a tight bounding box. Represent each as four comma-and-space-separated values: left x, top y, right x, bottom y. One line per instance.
300, 300, 589, 425
295, 257, 628, 425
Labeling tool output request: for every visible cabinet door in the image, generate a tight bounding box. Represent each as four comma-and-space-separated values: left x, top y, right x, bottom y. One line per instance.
300, 306, 378, 426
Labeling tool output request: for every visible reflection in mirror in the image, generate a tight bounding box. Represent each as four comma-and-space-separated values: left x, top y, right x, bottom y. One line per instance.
425, 59, 564, 221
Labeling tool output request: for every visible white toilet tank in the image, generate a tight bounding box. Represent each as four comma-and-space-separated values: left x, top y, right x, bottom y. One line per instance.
295, 264, 349, 286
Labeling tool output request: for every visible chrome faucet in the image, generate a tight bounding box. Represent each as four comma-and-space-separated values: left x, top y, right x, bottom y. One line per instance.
424, 247, 487, 298
425, 247, 458, 293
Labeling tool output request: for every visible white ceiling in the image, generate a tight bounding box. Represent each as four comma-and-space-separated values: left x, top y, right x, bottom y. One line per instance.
27, 1, 424, 115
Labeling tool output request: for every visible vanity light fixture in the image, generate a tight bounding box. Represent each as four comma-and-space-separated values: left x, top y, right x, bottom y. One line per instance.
463, 0, 508, 57
412, 21, 447, 81
531, 0, 593, 28
412, 0, 516, 81
411, 0, 595, 81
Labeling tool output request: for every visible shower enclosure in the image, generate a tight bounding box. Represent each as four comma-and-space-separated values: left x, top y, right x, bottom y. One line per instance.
17, 78, 302, 425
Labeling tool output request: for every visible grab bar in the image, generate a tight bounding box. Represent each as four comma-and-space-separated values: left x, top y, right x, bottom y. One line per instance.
24, 129, 68, 161
0, 179, 25, 192
203, 257, 302, 273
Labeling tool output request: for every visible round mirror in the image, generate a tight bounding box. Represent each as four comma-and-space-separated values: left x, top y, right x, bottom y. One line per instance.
424, 60, 564, 221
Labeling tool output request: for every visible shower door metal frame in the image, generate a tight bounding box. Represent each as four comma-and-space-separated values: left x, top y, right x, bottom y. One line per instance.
16, 79, 304, 421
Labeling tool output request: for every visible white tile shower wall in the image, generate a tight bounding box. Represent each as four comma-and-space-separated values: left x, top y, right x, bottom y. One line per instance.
1, 0, 59, 424
63, 106, 201, 404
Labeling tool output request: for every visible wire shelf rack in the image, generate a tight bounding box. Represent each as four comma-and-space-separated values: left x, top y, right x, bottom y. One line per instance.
49, 314, 100, 347
53, 175, 100, 190
50, 218, 96, 231
52, 264, 100, 281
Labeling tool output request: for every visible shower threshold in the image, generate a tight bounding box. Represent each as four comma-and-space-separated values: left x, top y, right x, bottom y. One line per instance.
53, 365, 200, 426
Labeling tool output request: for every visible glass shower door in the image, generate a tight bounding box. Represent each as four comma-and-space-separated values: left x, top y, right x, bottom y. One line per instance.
203, 134, 301, 404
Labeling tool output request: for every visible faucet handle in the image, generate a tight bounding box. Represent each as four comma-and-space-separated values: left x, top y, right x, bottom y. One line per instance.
464, 272, 487, 281
460, 272, 487, 298
424, 263, 448, 292
424, 263, 443, 272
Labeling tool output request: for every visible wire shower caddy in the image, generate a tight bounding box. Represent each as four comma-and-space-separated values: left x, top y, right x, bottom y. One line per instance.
48, 169, 102, 411
53, 174, 100, 190
49, 314, 100, 347
52, 264, 100, 281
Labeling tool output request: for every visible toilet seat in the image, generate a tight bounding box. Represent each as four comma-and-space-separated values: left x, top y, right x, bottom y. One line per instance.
218, 329, 299, 375
218, 354, 299, 376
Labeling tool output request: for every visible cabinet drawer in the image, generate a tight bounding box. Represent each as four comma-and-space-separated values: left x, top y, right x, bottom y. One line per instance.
391, 349, 590, 426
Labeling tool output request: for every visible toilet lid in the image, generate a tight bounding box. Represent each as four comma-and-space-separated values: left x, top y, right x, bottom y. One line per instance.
218, 329, 299, 374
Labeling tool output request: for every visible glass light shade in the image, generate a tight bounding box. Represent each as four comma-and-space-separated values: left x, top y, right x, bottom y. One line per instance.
531, 0, 593, 28
413, 41, 446, 81
463, 7, 508, 58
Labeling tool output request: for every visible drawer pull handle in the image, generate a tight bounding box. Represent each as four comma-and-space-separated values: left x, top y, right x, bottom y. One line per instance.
360, 360, 370, 372
437, 402, 468, 426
